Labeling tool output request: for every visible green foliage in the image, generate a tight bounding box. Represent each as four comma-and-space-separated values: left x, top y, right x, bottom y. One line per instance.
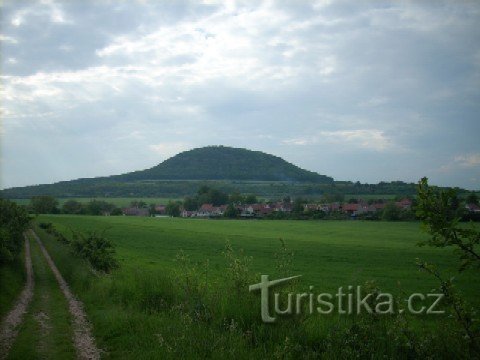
382, 202, 401, 221
222, 241, 252, 293
0, 199, 30, 264
183, 196, 198, 211
110, 207, 123, 216
86, 199, 115, 215
244, 194, 257, 204
292, 198, 306, 214
116, 145, 334, 183
30, 195, 59, 214
416, 177, 480, 355
71, 230, 118, 272
166, 201, 181, 217
273, 238, 294, 277
417, 177, 480, 270
416, 260, 479, 353
229, 192, 245, 204
61, 199, 84, 214
223, 204, 239, 218
466, 192, 479, 206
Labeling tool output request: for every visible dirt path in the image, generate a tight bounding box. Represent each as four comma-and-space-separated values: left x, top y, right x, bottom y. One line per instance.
30, 230, 100, 360
0, 234, 34, 360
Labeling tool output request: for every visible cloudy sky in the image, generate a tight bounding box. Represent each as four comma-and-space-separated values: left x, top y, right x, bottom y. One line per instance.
1, 0, 479, 190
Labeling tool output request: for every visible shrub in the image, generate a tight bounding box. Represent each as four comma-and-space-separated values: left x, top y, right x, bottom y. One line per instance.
0, 199, 30, 264
71, 230, 118, 273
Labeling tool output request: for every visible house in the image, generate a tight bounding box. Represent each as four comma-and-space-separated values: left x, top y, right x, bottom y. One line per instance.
181, 210, 196, 218
343, 203, 359, 215
466, 203, 480, 213
329, 202, 341, 212
197, 204, 225, 217
395, 198, 412, 210
373, 203, 386, 211
155, 205, 166, 214
304, 204, 321, 212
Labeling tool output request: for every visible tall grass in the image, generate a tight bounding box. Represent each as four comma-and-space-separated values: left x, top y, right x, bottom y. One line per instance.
0, 251, 25, 319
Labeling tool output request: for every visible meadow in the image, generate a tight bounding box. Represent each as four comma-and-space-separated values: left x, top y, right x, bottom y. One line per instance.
11, 197, 178, 207
29, 215, 480, 358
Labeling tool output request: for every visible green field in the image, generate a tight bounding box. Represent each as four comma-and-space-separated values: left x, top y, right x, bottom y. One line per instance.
36, 216, 478, 299
11, 197, 177, 207
22, 215, 479, 358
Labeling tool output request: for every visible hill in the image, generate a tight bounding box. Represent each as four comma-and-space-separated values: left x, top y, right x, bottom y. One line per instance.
112, 146, 333, 183
0, 146, 334, 198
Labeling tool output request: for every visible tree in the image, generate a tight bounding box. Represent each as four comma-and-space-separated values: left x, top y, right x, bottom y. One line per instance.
110, 208, 123, 216
417, 177, 480, 269
229, 192, 245, 205
183, 197, 198, 211
0, 199, 30, 264
166, 201, 181, 217
224, 204, 239, 218
30, 196, 59, 214
86, 200, 114, 215
293, 198, 306, 214
467, 193, 479, 206
195, 186, 228, 206
209, 189, 229, 206
62, 200, 84, 214
130, 200, 147, 208
416, 177, 480, 353
245, 194, 258, 204
381, 202, 401, 221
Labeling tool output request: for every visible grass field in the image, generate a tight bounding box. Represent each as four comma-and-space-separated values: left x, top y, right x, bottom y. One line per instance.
11, 197, 178, 207
22, 215, 478, 358
36, 215, 478, 300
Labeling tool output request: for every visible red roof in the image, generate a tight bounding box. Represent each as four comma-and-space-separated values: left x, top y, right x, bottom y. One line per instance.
200, 204, 215, 211
343, 203, 358, 211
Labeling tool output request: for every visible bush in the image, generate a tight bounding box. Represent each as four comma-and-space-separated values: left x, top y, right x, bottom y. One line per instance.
0, 199, 30, 264
71, 231, 118, 273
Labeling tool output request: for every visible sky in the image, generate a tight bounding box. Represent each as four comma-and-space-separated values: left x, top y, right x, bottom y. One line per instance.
1, 0, 479, 190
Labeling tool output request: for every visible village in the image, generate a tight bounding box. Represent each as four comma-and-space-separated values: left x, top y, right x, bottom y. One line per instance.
122, 198, 416, 218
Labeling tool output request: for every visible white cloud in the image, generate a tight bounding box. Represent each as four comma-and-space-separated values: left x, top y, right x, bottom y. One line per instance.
0, 34, 18, 44
454, 153, 480, 168
149, 142, 190, 160
283, 129, 392, 152
9, 1, 71, 28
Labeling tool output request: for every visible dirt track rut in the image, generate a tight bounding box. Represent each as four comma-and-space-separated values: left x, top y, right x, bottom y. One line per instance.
30, 230, 100, 360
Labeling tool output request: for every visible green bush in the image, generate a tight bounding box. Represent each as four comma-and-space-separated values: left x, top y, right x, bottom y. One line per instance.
0, 199, 30, 264
71, 231, 118, 273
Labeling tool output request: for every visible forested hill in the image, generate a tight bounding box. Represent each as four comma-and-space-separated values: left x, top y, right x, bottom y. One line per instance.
112, 146, 333, 183
0, 146, 334, 198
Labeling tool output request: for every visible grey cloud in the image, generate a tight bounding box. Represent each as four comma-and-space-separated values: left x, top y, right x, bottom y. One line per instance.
1, 0, 479, 189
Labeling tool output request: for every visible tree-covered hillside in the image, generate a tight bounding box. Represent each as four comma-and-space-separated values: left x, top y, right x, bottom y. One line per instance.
0, 146, 333, 198
113, 146, 333, 183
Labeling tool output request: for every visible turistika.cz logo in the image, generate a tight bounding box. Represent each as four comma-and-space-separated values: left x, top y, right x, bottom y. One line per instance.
249, 275, 445, 323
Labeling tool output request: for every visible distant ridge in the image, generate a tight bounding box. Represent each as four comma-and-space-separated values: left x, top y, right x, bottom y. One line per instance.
112, 145, 333, 183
